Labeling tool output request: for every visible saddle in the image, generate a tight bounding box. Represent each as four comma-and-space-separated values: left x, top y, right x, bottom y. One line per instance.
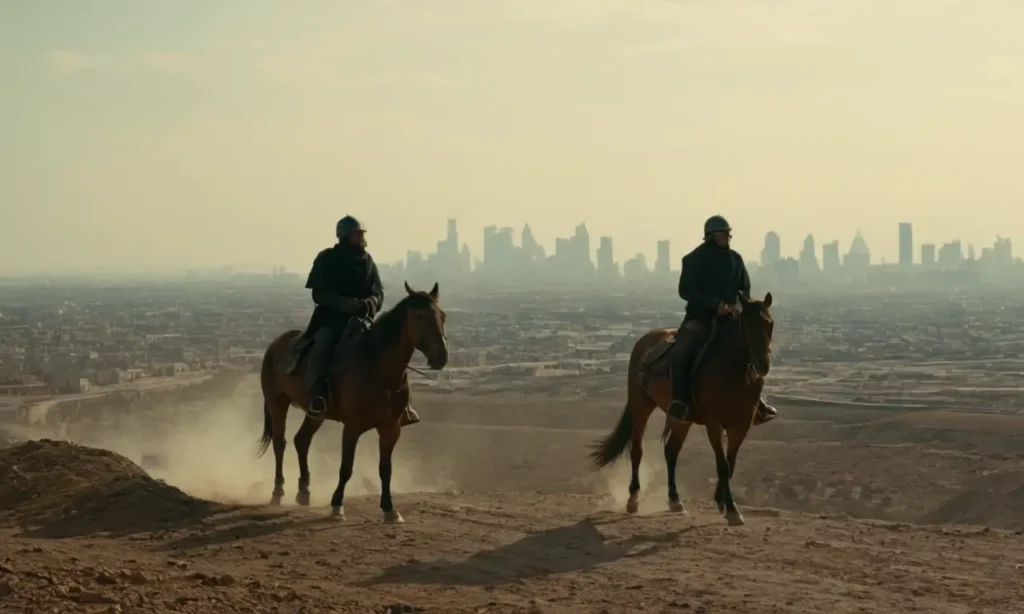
278, 318, 368, 378
638, 319, 721, 388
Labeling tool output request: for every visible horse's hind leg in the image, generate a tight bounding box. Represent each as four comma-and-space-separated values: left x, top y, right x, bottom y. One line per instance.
269, 397, 290, 506
626, 398, 655, 514
293, 415, 324, 506
706, 421, 744, 526
663, 422, 692, 513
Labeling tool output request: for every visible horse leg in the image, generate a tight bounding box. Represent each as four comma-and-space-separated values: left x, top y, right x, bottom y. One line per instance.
377, 423, 403, 523
714, 426, 746, 514
269, 398, 289, 506
329, 424, 361, 520
706, 420, 744, 526
293, 415, 324, 506
718, 425, 750, 522
664, 422, 692, 513
626, 402, 653, 514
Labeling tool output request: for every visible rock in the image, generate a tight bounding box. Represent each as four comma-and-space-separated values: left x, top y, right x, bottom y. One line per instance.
0, 577, 18, 598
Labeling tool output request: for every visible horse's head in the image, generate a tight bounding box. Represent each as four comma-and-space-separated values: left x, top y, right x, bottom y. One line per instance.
401, 281, 448, 370
736, 292, 774, 377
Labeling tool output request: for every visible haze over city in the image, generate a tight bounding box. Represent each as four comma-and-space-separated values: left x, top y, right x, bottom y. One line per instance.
4, 0, 1024, 274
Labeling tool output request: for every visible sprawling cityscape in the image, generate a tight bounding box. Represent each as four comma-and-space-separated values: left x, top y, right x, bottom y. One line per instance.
368, 218, 1020, 289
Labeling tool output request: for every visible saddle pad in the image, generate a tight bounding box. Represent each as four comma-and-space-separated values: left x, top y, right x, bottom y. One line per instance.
639, 333, 682, 378
277, 333, 313, 375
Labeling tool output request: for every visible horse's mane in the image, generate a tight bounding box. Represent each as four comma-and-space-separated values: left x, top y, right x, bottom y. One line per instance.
364, 291, 435, 358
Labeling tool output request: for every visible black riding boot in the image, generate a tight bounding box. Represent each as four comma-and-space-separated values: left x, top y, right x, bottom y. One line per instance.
754, 398, 778, 425
308, 379, 328, 419
668, 348, 694, 423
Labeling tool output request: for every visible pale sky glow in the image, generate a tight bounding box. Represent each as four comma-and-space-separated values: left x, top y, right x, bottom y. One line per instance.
3, 0, 1024, 273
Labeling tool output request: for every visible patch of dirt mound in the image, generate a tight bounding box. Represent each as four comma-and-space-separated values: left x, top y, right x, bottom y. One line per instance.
0, 439, 229, 537
918, 470, 1024, 531
0, 427, 22, 449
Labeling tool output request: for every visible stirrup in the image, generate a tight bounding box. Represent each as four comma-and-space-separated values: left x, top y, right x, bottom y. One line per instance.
667, 401, 691, 422
307, 396, 327, 418
400, 406, 421, 426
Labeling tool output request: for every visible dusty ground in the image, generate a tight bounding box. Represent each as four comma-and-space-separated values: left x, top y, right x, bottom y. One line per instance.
2, 379, 1024, 613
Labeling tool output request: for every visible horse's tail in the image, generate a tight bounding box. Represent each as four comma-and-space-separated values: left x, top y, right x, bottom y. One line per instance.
257, 399, 272, 458
256, 339, 277, 458
589, 403, 634, 469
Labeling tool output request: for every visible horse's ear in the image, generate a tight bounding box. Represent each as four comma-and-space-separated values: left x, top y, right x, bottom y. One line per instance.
763, 292, 773, 308
404, 281, 415, 296
429, 282, 439, 301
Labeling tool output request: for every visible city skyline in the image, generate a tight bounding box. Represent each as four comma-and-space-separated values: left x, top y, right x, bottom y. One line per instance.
368, 217, 1019, 287
5, 2, 1024, 273
1, 216, 1018, 280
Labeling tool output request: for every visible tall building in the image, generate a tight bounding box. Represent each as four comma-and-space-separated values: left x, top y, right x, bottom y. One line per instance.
597, 236, 617, 277
761, 232, 781, 268
623, 253, 649, 279
937, 240, 962, 267
822, 240, 841, 275
844, 229, 871, 275
799, 234, 819, 275
920, 243, 936, 267
898, 222, 913, 267
655, 240, 670, 275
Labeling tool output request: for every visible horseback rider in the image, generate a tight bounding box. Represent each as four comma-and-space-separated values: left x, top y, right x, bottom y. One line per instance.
668, 215, 778, 426
303, 215, 421, 425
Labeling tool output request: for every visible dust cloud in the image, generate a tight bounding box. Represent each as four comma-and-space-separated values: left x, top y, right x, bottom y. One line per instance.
31, 376, 456, 509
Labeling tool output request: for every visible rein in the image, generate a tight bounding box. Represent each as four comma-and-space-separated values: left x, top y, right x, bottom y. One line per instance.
405, 364, 435, 380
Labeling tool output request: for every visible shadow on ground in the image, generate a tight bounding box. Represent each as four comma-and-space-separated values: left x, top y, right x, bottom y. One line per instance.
358, 517, 698, 587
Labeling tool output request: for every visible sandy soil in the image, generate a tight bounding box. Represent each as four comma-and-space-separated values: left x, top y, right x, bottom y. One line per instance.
2, 381, 1023, 613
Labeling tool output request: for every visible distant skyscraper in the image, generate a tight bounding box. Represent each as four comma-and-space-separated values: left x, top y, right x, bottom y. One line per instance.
822, 240, 841, 274
597, 236, 617, 277
937, 240, 962, 267
761, 232, 781, 268
655, 240, 670, 275
844, 229, 871, 274
898, 222, 913, 267
623, 253, 649, 279
799, 234, 819, 274
920, 243, 936, 267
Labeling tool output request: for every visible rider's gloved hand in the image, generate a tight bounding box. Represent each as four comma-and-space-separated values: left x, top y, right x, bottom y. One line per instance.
358, 298, 375, 319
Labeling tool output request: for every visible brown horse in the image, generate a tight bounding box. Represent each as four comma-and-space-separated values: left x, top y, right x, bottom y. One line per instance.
257, 282, 448, 522
590, 292, 774, 526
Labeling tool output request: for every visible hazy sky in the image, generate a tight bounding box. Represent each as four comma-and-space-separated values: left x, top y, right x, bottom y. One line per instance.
3, 0, 1024, 274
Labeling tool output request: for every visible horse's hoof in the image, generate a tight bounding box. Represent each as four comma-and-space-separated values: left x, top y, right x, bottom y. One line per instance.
626, 499, 640, 514
330, 506, 345, 521
269, 495, 283, 507
668, 499, 685, 513
383, 510, 405, 524
716, 499, 727, 514
295, 491, 311, 507
725, 511, 746, 526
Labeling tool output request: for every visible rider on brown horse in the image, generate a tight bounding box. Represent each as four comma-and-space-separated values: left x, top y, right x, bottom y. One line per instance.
303, 215, 420, 425
668, 215, 778, 426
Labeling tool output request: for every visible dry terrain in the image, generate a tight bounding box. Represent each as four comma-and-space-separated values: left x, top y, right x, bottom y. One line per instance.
2, 377, 1024, 613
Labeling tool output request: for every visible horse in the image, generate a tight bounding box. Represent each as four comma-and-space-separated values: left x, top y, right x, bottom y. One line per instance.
257, 281, 448, 522
589, 292, 774, 526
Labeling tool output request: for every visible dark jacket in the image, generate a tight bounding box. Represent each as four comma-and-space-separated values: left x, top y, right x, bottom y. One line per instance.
304, 244, 384, 333
677, 241, 751, 322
